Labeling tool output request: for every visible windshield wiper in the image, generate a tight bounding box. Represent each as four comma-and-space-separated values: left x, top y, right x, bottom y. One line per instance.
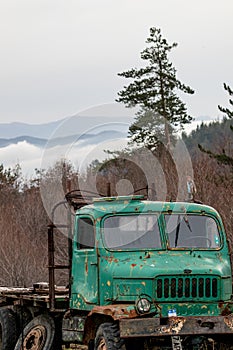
175, 215, 181, 248
175, 215, 192, 248
183, 215, 192, 232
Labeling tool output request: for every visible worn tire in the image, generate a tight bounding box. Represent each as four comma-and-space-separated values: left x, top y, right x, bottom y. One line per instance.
94, 322, 126, 350
14, 314, 55, 350
14, 306, 32, 331
0, 307, 18, 350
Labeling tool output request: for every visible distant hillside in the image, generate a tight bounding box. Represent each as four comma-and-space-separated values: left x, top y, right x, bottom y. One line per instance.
182, 118, 232, 154
0, 114, 133, 139
0, 136, 47, 148
0, 130, 127, 149
0, 120, 62, 139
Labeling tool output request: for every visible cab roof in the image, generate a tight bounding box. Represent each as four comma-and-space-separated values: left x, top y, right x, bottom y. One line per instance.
76, 195, 220, 220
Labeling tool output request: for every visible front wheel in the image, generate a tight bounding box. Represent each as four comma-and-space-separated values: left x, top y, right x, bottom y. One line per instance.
14, 314, 55, 350
94, 323, 126, 350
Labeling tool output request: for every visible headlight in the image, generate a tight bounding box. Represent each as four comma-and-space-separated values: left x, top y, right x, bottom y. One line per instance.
136, 297, 151, 314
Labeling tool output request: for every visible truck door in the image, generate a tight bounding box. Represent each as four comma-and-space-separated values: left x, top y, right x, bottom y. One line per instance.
70, 216, 99, 309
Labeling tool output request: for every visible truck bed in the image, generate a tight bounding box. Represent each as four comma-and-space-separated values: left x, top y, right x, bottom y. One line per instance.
0, 284, 69, 310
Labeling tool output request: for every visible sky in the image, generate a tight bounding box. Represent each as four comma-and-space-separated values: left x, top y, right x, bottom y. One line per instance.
0, 0, 233, 125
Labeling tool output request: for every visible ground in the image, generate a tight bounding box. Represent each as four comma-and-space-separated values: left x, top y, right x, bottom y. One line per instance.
62, 346, 87, 349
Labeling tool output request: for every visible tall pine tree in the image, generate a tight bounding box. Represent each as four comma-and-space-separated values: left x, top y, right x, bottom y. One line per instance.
198, 83, 233, 167
116, 27, 194, 149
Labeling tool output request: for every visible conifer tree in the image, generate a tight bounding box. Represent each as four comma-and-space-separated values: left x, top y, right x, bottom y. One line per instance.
116, 27, 194, 149
198, 83, 233, 167
218, 83, 233, 119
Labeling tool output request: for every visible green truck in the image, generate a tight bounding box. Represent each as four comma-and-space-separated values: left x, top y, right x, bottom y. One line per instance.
0, 193, 233, 349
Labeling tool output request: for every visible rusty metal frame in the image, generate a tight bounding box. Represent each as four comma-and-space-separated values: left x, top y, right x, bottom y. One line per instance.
120, 315, 233, 338
47, 187, 108, 311
48, 199, 71, 311
48, 222, 71, 311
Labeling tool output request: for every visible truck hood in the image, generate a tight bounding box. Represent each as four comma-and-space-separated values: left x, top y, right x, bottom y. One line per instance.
102, 250, 231, 302
109, 250, 229, 278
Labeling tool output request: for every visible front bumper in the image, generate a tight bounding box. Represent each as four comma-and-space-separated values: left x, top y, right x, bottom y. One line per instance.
120, 315, 233, 338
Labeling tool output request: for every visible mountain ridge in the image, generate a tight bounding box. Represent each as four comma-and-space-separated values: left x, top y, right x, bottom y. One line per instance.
0, 130, 127, 148
0, 114, 133, 139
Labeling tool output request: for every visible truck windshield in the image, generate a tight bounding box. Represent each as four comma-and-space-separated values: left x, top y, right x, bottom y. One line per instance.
165, 214, 221, 249
103, 214, 162, 250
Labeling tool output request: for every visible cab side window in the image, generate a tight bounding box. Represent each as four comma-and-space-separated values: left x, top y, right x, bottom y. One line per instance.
77, 217, 95, 249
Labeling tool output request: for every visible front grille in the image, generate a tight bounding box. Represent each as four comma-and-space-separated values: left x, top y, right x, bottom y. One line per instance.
156, 276, 218, 300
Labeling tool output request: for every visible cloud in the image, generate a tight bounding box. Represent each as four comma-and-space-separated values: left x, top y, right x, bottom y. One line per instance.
41, 135, 128, 174
0, 135, 129, 177
0, 141, 43, 176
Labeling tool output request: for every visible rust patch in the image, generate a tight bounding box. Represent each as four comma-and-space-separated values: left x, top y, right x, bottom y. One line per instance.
88, 304, 138, 320
85, 258, 88, 275
105, 256, 119, 263
224, 315, 233, 330
158, 317, 186, 334
219, 303, 231, 316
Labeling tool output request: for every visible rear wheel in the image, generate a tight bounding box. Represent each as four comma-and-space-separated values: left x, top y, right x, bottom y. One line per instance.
94, 323, 126, 350
0, 307, 17, 350
14, 306, 32, 331
14, 314, 55, 350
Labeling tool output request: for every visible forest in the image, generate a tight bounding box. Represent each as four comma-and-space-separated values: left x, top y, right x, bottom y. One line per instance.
0, 116, 232, 288
0, 27, 232, 288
